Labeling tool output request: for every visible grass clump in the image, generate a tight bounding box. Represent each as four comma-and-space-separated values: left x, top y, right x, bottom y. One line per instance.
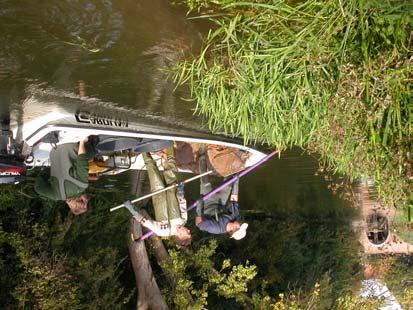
174, 0, 412, 222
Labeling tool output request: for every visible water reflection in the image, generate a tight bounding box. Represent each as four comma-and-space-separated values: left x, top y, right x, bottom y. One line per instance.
240, 148, 353, 217
0, 0, 119, 83
0, 0, 202, 129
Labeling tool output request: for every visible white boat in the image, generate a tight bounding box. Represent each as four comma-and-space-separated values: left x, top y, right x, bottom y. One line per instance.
1, 100, 266, 184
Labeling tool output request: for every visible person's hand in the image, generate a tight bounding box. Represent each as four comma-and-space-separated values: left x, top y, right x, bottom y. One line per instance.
230, 194, 238, 202
195, 201, 204, 216
80, 194, 88, 205
134, 215, 145, 223
124, 200, 140, 217
79, 135, 89, 143
231, 178, 239, 197
176, 182, 185, 198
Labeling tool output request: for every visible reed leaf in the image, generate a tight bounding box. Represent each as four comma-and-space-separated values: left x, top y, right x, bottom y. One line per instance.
173, 0, 412, 218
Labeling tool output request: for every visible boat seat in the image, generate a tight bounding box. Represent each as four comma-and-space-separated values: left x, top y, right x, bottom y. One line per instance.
134, 139, 173, 153
96, 136, 172, 153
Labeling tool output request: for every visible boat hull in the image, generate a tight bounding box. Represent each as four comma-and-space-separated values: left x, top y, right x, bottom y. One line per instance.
10, 103, 266, 175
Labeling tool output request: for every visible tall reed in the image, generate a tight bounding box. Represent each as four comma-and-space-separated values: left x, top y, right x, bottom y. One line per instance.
174, 0, 412, 221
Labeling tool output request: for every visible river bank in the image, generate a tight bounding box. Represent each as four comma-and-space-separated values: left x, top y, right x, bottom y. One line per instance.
173, 0, 412, 228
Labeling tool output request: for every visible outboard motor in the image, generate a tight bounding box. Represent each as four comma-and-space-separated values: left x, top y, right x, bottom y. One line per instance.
0, 156, 26, 184
0, 118, 26, 185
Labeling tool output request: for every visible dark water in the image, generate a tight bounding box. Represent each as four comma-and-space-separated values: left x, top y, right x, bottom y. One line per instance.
241, 149, 352, 216
0, 0, 353, 234
0, 0, 205, 129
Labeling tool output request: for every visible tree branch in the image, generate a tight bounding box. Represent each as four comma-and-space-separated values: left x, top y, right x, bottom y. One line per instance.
128, 218, 168, 310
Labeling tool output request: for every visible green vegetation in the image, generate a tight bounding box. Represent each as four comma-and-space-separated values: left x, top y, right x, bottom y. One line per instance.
164, 239, 380, 309
0, 182, 369, 309
162, 239, 258, 308
2, 180, 411, 308
0, 185, 132, 309
174, 0, 412, 223
368, 255, 413, 309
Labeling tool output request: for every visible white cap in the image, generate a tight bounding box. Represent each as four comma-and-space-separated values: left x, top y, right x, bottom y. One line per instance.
231, 223, 248, 240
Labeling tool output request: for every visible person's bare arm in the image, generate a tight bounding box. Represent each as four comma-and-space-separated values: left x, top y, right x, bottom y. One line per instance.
73, 139, 89, 182
230, 179, 239, 202
78, 140, 86, 155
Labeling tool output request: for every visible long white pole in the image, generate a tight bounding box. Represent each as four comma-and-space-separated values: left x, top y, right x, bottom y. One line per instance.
110, 170, 213, 212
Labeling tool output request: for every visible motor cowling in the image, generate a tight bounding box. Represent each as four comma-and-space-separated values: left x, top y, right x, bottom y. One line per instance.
0, 156, 27, 184
0, 117, 26, 185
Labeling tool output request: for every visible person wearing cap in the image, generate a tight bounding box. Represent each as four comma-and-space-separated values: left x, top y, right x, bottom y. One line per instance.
125, 146, 192, 246
34, 137, 92, 215
195, 149, 248, 240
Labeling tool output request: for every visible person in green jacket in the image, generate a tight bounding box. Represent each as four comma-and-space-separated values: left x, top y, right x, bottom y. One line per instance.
35, 138, 90, 215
